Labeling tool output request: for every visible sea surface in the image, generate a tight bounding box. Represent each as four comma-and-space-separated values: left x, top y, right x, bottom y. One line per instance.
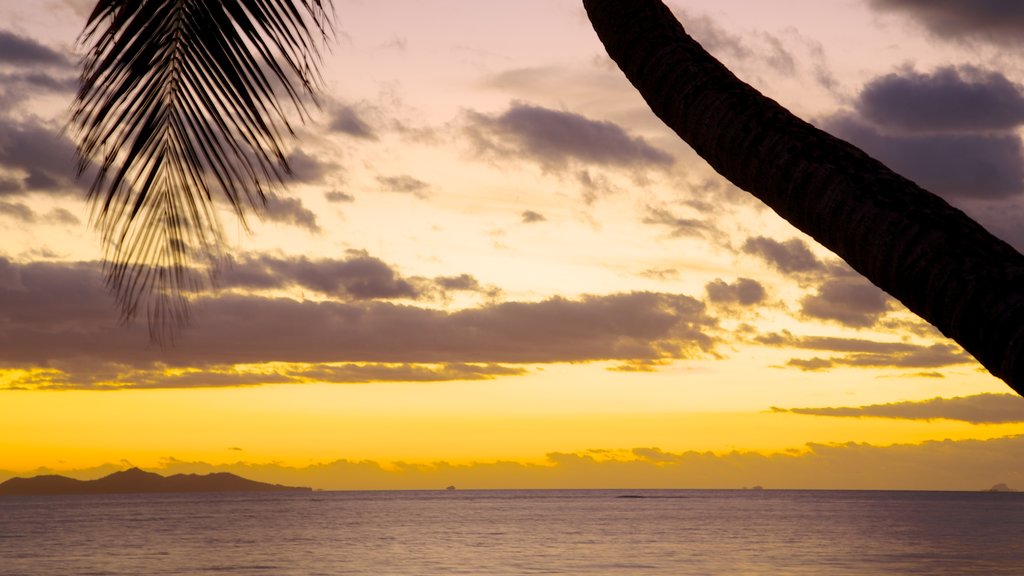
1, 489, 1022, 575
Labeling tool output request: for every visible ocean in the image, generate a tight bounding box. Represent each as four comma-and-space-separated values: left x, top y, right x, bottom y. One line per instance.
1, 489, 1022, 575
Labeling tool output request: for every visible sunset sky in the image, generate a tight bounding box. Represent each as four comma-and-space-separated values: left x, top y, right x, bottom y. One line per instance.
2, 0, 1024, 490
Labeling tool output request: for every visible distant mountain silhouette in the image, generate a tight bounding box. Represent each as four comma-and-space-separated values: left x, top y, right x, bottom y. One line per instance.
0, 468, 311, 496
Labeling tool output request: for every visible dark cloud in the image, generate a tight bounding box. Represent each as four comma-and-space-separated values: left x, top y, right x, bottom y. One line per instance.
262, 196, 320, 232
643, 207, 714, 239
825, 114, 1024, 200
521, 210, 546, 224
46, 208, 80, 226
741, 236, 824, 274
0, 176, 21, 194
0, 118, 82, 196
434, 274, 481, 292
775, 393, 1024, 424
329, 106, 377, 140
0, 255, 720, 381
784, 343, 973, 372
222, 254, 499, 304
223, 253, 420, 300
800, 277, 891, 328
11, 362, 525, 390
705, 278, 766, 306
0, 259, 717, 389
756, 330, 974, 371
325, 190, 354, 203
0, 30, 70, 67
9, 205, 80, 227
638, 268, 679, 281
575, 169, 619, 203
867, 0, 1024, 45
284, 150, 332, 183
432, 274, 502, 301
377, 174, 430, 197
0, 71, 76, 108
825, 66, 1024, 201
857, 67, 1024, 133
465, 102, 673, 171
786, 357, 834, 371
756, 331, 918, 354
0, 33, 75, 108
0, 201, 34, 222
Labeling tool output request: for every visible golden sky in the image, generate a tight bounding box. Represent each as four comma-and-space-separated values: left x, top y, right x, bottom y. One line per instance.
1, 0, 1023, 490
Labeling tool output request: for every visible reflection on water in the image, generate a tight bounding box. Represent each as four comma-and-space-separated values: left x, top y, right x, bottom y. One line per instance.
1, 489, 1022, 575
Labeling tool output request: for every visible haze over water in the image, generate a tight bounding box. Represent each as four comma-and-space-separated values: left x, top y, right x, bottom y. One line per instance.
2, 489, 1022, 575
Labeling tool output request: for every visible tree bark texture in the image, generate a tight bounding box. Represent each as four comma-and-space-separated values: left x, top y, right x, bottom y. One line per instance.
584, 0, 1024, 394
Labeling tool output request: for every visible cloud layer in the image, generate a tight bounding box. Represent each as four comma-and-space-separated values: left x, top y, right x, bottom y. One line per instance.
0, 258, 717, 389
826, 66, 1024, 201
775, 393, 1024, 424
857, 67, 1024, 133
465, 102, 673, 171
9, 434, 1024, 491
868, 0, 1024, 45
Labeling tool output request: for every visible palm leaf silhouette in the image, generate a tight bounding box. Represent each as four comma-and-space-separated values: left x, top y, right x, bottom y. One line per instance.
72, 0, 333, 341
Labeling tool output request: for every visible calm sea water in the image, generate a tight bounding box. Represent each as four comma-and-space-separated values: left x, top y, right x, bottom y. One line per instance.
1, 489, 1022, 575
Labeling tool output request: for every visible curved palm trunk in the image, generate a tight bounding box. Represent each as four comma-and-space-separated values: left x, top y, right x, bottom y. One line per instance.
583, 0, 1024, 394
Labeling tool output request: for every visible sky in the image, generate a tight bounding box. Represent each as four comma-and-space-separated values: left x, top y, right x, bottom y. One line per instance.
1, 0, 1024, 491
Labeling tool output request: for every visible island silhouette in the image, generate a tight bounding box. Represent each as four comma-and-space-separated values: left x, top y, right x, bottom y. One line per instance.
0, 468, 310, 496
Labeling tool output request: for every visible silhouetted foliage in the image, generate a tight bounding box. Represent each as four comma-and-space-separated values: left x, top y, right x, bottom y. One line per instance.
72, 0, 333, 340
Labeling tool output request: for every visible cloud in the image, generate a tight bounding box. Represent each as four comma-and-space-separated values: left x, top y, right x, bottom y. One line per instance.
643, 207, 715, 239
377, 174, 430, 197
741, 236, 825, 274
0, 118, 82, 196
2, 204, 78, 227
222, 252, 421, 300
465, 102, 673, 171
0, 201, 34, 222
784, 343, 973, 372
8, 362, 526, 391
825, 114, 1024, 200
222, 254, 499, 304
433, 274, 500, 300
822, 66, 1024, 201
521, 210, 546, 224
0, 31, 76, 109
857, 67, 1024, 133
867, 0, 1024, 46
325, 190, 354, 203
262, 195, 320, 232
757, 331, 919, 354
0, 71, 76, 107
754, 330, 974, 372
0, 258, 717, 388
329, 105, 377, 140
799, 277, 891, 328
0, 30, 70, 67
638, 268, 679, 281
774, 393, 1024, 424
705, 278, 766, 306
22, 435, 1024, 490
677, 8, 795, 75
46, 208, 80, 226
284, 150, 333, 183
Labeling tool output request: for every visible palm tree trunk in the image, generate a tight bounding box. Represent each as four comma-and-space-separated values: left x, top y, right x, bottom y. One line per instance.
583, 0, 1024, 394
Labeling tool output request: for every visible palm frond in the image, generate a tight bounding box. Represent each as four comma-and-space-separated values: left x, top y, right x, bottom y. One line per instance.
72, 0, 333, 341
